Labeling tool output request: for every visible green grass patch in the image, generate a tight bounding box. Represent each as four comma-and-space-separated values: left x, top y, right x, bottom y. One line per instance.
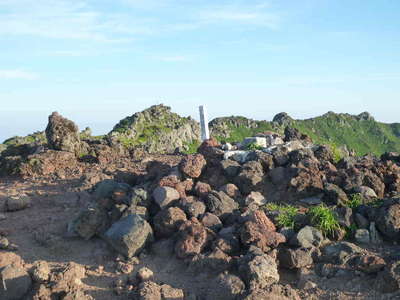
182, 140, 201, 154
346, 193, 363, 209
330, 143, 343, 163
265, 203, 299, 229
246, 142, 264, 151
308, 204, 341, 237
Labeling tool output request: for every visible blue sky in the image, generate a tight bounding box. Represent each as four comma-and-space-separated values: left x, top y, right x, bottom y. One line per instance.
1, 0, 400, 141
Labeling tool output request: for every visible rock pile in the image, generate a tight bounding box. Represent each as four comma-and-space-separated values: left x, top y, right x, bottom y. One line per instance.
63, 127, 400, 299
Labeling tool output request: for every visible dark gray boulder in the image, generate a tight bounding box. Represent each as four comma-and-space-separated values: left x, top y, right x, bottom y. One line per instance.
205, 191, 239, 220
68, 204, 109, 240
375, 203, 400, 240
323, 183, 349, 206
234, 161, 264, 195
278, 248, 313, 269
103, 214, 153, 258
220, 159, 241, 179
0, 265, 32, 300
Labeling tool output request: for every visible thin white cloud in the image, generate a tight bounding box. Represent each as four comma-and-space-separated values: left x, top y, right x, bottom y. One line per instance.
0, 0, 138, 42
199, 11, 280, 28
0, 69, 39, 80
155, 55, 190, 62
197, 1, 281, 29
0, 0, 282, 43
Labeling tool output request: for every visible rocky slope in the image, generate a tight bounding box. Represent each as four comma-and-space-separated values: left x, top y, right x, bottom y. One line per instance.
108, 105, 201, 153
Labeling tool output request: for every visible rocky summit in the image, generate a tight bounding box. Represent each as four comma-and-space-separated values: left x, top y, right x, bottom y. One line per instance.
1, 106, 400, 299
108, 104, 201, 153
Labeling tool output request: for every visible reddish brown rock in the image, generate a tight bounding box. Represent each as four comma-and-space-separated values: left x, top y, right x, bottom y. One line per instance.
179, 196, 206, 218
201, 138, 220, 148
194, 181, 212, 198
153, 207, 187, 238
175, 218, 209, 259
249, 210, 277, 232
198, 138, 224, 167
159, 174, 180, 188
241, 211, 285, 251
159, 175, 193, 198
175, 178, 194, 198
0, 252, 24, 269
220, 184, 242, 201
179, 154, 207, 178
19, 150, 78, 178
201, 212, 223, 232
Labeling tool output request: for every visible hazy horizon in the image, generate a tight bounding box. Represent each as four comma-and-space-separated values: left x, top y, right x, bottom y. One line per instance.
1, 1, 400, 141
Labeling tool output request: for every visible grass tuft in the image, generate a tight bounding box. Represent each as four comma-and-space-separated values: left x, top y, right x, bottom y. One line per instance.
308, 204, 341, 237
346, 193, 363, 208
265, 203, 299, 229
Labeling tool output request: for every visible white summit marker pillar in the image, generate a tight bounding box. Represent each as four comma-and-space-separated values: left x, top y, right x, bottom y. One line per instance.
199, 105, 210, 141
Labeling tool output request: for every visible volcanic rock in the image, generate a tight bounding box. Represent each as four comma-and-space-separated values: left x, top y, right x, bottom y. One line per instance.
207, 272, 245, 300
175, 218, 209, 259
152, 186, 180, 209
240, 211, 286, 251
103, 214, 154, 258
205, 191, 239, 220
179, 154, 206, 178
6, 195, 31, 212
234, 161, 264, 195
239, 253, 280, 290
278, 248, 313, 269
153, 207, 187, 238
290, 226, 324, 249
0, 265, 32, 300
45, 112, 81, 154
375, 203, 400, 240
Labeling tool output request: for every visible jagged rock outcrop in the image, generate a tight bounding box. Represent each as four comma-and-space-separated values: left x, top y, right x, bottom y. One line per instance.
209, 116, 263, 140
273, 112, 294, 126
108, 104, 200, 153
45, 112, 82, 154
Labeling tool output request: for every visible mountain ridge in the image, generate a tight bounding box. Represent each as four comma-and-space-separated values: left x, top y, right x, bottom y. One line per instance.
1, 106, 400, 157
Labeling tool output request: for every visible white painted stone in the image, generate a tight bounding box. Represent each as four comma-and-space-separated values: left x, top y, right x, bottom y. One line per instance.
223, 151, 250, 164
199, 105, 210, 141
264, 134, 284, 146
222, 143, 233, 151
242, 137, 267, 149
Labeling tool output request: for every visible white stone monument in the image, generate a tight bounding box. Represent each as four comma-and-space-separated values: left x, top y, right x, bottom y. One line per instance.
199, 105, 210, 141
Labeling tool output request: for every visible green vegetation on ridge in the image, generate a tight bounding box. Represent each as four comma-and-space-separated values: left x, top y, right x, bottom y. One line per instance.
290, 112, 400, 156
209, 112, 400, 156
